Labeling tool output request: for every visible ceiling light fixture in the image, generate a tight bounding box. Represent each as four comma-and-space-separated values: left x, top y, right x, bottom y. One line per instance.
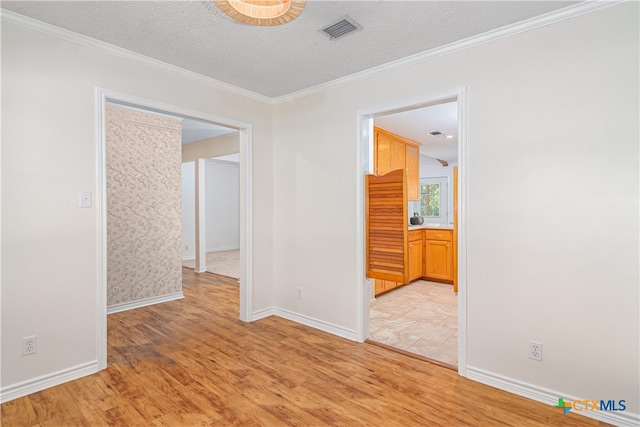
215, 0, 306, 26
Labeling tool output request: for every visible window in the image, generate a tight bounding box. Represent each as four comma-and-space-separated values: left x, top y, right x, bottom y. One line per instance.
420, 183, 441, 217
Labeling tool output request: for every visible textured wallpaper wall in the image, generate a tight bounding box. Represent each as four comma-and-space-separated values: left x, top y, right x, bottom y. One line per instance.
106, 104, 183, 307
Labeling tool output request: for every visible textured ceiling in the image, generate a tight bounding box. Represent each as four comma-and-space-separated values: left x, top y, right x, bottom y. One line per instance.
375, 101, 458, 163
2, 0, 578, 98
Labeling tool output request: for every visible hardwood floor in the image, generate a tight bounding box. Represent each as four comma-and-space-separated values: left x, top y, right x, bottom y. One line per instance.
1, 268, 608, 426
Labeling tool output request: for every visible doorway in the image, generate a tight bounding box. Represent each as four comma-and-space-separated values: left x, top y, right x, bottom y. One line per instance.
357, 89, 467, 374
95, 88, 253, 370
180, 125, 241, 280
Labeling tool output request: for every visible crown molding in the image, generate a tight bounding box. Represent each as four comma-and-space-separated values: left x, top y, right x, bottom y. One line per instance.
271, 0, 625, 104
1, 1, 624, 106
0, 9, 273, 105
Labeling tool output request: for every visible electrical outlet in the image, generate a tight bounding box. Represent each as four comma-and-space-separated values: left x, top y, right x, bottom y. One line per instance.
22, 336, 37, 356
185, 244, 189, 251
529, 340, 542, 361
297, 287, 303, 300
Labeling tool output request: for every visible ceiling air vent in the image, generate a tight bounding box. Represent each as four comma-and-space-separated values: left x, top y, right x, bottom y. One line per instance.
320, 16, 362, 40
429, 131, 443, 137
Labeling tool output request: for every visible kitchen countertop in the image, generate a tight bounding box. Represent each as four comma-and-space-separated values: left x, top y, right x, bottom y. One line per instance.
408, 223, 454, 230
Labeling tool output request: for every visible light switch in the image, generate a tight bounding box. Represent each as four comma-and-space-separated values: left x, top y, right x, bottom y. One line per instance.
79, 191, 92, 208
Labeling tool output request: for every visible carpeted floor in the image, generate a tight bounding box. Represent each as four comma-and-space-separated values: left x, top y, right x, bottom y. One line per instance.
182, 249, 239, 279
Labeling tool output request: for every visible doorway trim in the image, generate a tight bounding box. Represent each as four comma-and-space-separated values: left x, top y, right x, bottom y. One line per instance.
95, 88, 253, 370
355, 87, 468, 376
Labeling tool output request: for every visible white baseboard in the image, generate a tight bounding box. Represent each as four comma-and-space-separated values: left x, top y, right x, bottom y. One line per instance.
0, 360, 98, 404
206, 246, 240, 253
251, 306, 358, 341
251, 306, 276, 321
107, 291, 184, 314
182, 247, 238, 261
467, 366, 639, 426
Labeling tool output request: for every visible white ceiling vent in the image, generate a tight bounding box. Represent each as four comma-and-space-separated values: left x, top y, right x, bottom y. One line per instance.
320, 16, 362, 40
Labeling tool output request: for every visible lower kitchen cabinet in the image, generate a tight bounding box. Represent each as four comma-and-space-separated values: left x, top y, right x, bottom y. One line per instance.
424, 229, 453, 282
408, 232, 423, 282
374, 228, 454, 297
374, 279, 399, 295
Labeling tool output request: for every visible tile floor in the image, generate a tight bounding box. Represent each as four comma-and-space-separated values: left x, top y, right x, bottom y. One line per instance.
369, 280, 458, 366
182, 249, 240, 279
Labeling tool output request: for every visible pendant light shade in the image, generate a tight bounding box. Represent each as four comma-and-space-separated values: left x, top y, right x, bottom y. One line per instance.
215, 0, 306, 26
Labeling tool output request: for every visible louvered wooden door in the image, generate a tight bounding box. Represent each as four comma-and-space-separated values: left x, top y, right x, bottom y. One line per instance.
365, 169, 409, 284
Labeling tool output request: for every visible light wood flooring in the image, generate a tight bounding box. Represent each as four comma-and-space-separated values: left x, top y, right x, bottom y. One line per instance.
1, 268, 609, 426
370, 280, 458, 367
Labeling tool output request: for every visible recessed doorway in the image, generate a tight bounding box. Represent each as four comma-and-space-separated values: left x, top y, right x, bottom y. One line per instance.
357, 90, 467, 374
95, 88, 254, 369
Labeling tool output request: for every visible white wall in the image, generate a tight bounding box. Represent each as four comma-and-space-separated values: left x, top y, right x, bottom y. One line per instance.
205, 160, 240, 252
182, 160, 240, 259
1, 18, 274, 395
181, 162, 196, 260
1, 3, 638, 421
181, 134, 241, 260
182, 132, 240, 163
271, 2, 638, 420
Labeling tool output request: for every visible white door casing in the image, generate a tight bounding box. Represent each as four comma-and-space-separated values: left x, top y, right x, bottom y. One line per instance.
95, 87, 254, 370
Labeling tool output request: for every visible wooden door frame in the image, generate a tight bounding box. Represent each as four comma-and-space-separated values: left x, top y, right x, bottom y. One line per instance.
355, 88, 468, 376
95, 88, 254, 370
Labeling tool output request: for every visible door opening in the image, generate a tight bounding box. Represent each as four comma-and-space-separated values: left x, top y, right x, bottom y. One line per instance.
95, 88, 253, 370
357, 89, 467, 375
181, 154, 241, 280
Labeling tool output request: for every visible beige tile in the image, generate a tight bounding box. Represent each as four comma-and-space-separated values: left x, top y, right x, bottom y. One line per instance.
434, 303, 458, 317
369, 328, 422, 350
406, 338, 458, 366
432, 292, 458, 306
417, 281, 453, 295
404, 308, 458, 329
437, 314, 458, 329
369, 309, 390, 319
401, 305, 446, 320
371, 301, 414, 317
402, 321, 456, 343
444, 331, 458, 344
369, 280, 458, 365
182, 249, 239, 279
370, 318, 415, 333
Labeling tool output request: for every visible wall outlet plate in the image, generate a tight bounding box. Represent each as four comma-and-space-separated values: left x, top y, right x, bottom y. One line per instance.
529, 340, 542, 361
23, 336, 37, 356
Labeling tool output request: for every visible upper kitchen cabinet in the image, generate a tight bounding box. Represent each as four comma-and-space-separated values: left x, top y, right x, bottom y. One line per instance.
405, 144, 419, 200
374, 127, 421, 201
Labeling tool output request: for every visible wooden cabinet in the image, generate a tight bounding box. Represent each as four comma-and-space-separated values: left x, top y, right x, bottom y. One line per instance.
408, 230, 423, 281
371, 226, 454, 297
424, 230, 453, 282
375, 130, 406, 176
405, 144, 420, 201
374, 279, 400, 295
373, 127, 420, 200
373, 230, 422, 295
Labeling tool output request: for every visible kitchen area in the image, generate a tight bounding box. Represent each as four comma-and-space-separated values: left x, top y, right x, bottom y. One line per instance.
366, 100, 459, 367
